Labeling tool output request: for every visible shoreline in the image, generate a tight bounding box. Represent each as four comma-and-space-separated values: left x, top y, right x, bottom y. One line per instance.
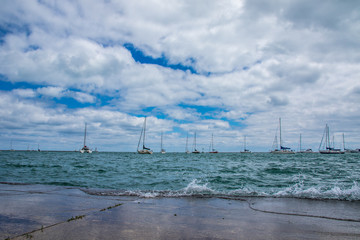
1, 184, 360, 239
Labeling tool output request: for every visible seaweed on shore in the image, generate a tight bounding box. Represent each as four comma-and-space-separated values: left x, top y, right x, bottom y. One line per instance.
100, 203, 123, 212
67, 215, 85, 222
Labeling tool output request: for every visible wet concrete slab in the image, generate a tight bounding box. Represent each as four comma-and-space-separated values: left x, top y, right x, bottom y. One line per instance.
0, 183, 126, 239
1, 184, 360, 240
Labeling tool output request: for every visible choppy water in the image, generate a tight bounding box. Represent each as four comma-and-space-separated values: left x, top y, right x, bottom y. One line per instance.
0, 151, 359, 201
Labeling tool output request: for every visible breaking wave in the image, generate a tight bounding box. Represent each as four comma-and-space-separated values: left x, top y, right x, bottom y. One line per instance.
82, 179, 360, 201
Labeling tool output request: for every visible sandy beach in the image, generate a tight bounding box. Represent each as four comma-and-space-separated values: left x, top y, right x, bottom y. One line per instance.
1, 183, 360, 240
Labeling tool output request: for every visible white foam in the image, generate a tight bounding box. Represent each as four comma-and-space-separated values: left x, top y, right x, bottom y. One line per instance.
181, 179, 215, 195
274, 181, 360, 200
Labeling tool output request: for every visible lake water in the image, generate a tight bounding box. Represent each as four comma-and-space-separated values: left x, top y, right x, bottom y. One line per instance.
0, 151, 359, 201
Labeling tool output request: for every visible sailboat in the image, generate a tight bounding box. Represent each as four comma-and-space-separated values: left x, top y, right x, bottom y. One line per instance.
185, 133, 190, 154
240, 136, 251, 153
209, 133, 218, 153
160, 131, 166, 154
80, 123, 92, 153
343, 133, 360, 153
137, 117, 153, 154
10, 140, 14, 151
270, 118, 295, 154
319, 124, 344, 154
192, 132, 200, 153
298, 134, 313, 153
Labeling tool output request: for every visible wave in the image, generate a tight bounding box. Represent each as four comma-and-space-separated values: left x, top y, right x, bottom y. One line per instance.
82, 179, 360, 201
274, 181, 360, 201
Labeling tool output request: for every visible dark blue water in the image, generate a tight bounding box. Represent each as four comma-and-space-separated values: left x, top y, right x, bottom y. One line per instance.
1, 151, 359, 200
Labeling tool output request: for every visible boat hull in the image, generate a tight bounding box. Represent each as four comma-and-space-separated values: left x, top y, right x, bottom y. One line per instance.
319, 150, 344, 154
138, 149, 153, 154
270, 150, 295, 154
80, 149, 92, 153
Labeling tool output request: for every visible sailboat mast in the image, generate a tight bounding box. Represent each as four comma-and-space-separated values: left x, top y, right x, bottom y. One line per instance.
186, 133, 188, 152
83, 123, 87, 147
143, 117, 147, 148
161, 131, 163, 150
300, 134, 302, 152
211, 133, 214, 150
326, 124, 330, 149
279, 118, 282, 148
244, 136, 247, 151
194, 132, 197, 150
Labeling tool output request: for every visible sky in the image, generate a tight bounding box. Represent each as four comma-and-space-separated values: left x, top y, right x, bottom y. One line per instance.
1, 0, 360, 152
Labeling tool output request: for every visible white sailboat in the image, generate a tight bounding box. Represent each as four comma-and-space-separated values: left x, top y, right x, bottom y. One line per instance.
209, 133, 218, 153
80, 123, 92, 153
137, 117, 153, 154
270, 118, 295, 154
298, 134, 313, 153
192, 132, 200, 153
319, 124, 344, 154
240, 136, 251, 153
160, 131, 166, 154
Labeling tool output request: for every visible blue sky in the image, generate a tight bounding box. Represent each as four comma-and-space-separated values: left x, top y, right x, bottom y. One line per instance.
1, 0, 360, 152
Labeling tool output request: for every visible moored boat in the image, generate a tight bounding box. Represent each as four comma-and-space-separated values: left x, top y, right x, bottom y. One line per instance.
270, 118, 295, 154
160, 131, 166, 154
209, 133, 218, 153
240, 136, 251, 153
192, 132, 200, 153
80, 123, 92, 153
319, 124, 344, 154
137, 117, 153, 154
298, 134, 313, 153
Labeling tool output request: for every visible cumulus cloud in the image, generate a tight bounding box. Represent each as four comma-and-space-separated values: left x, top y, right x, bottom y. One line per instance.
37, 87, 66, 98
11, 89, 36, 98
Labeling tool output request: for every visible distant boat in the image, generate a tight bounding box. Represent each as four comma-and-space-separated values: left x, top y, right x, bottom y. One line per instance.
137, 117, 153, 154
298, 134, 313, 153
192, 132, 200, 153
37, 144, 41, 152
240, 136, 251, 153
209, 133, 218, 153
270, 118, 295, 154
342, 133, 359, 153
160, 131, 166, 154
319, 124, 344, 154
80, 123, 92, 153
185, 133, 190, 154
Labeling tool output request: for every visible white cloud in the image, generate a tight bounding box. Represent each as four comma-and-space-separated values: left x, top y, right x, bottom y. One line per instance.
37, 87, 66, 98
70, 91, 96, 103
11, 89, 36, 98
